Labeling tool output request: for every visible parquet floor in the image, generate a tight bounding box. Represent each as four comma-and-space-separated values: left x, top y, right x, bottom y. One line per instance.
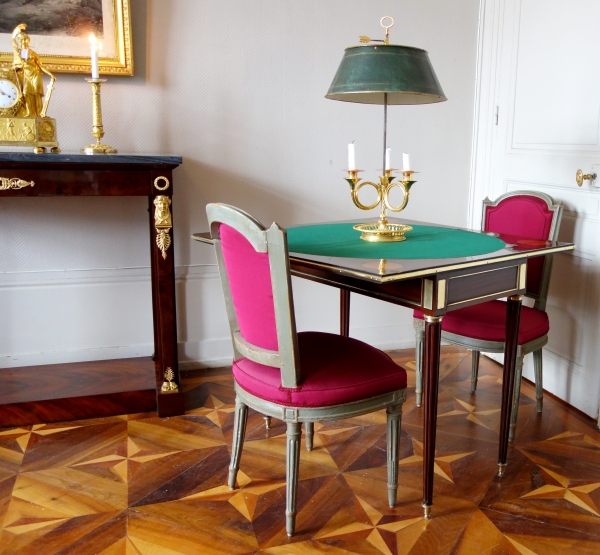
1, 346, 600, 554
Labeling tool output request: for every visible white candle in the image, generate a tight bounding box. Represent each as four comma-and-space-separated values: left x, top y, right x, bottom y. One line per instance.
385, 147, 391, 170
348, 143, 356, 170
89, 34, 99, 79
403, 152, 410, 171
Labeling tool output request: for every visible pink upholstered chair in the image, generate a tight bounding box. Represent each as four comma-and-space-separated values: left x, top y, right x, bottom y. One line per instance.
413, 191, 562, 442
207, 203, 408, 537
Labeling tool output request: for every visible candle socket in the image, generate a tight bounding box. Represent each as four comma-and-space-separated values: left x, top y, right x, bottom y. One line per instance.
82, 78, 117, 155
401, 170, 415, 182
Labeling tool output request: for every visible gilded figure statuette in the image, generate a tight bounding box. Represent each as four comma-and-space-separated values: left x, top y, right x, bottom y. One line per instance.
0, 24, 60, 153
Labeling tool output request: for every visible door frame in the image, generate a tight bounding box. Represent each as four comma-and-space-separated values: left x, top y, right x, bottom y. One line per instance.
468, 0, 600, 424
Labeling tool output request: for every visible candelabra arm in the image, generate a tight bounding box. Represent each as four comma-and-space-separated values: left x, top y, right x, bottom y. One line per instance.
385, 171, 417, 212
345, 171, 382, 211
385, 180, 415, 212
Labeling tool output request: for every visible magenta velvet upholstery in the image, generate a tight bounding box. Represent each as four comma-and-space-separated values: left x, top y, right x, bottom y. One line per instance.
485, 195, 554, 296
232, 331, 407, 407
414, 301, 549, 344
219, 224, 279, 351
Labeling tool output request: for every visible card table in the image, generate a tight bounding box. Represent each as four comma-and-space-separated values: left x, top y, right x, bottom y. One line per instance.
194, 218, 574, 517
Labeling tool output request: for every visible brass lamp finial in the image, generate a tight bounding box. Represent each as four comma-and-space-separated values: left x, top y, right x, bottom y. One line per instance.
359, 15, 394, 45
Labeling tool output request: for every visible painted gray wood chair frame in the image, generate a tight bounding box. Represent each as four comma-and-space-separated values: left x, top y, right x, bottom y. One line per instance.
207, 203, 407, 537
413, 191, 562, 442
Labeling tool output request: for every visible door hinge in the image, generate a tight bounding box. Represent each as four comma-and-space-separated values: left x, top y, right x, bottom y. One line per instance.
494, 106, 499, 125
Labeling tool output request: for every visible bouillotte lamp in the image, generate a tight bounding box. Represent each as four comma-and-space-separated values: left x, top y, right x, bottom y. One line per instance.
326, 16, 446, 242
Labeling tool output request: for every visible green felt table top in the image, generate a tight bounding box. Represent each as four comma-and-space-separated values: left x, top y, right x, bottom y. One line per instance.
286, 223, 506, 260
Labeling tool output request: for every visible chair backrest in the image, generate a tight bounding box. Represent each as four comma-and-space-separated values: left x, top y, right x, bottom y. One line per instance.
481, 191, 563, 310
206, 203, 300, 388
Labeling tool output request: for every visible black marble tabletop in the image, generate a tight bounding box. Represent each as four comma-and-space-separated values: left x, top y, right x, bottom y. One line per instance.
0, 152, 182, 165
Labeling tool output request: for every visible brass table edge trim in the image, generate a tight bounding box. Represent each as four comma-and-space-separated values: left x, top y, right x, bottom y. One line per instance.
192, 234, 575, 283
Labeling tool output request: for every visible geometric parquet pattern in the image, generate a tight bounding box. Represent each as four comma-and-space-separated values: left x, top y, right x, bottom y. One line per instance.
1, 346, 600, 554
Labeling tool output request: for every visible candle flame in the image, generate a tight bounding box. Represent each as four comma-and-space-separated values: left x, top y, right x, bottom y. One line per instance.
98, 42, 103, 52
89, 33, 96, 45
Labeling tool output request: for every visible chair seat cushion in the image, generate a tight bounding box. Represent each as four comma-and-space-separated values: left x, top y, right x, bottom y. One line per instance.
413, 300, 549, 344
232, 331, 407, 407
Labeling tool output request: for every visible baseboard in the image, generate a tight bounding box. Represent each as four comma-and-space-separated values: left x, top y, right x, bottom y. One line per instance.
178, 323, 417, 370
1, 264, 418, 372
1, 344, 155, 369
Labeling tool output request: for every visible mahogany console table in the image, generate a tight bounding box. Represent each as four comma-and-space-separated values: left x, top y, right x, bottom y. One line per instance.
0, 153, 184, 426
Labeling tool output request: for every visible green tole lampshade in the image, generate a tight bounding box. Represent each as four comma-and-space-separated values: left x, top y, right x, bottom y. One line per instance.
326, 44, 446, 105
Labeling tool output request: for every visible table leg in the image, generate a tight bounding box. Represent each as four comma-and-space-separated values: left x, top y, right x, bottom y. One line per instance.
422, 315, 442, 519
149, 197, 161, 362
340, 289, 350, 337
150, 172, 185, 417
497, 294, 523, 476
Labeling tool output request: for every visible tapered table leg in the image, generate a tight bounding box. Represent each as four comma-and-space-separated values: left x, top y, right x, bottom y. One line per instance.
340, 289, 350, 337
422, 315, 443, 519
497, 294, 523, 477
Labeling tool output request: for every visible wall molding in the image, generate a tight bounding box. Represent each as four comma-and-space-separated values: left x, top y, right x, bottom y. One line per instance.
0, 263, 219, 288
2, 264, 415, 370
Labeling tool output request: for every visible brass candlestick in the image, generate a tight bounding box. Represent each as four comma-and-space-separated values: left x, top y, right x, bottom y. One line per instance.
82, 78, 117, 154
345, 168, 417, 242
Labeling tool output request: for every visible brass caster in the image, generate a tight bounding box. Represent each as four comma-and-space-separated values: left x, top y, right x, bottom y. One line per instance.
497, 463, 507, 478
422, 502, 432, 520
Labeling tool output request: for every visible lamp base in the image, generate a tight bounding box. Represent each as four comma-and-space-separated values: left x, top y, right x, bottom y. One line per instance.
353, 222, 413, 242
82, 142, 117, 155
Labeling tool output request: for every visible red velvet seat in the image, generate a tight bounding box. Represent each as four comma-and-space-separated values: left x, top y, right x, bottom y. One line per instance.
413, 302, 549, 345
234, 331, 407, 407
207, 203, 407, 537
413, 191, 562, 443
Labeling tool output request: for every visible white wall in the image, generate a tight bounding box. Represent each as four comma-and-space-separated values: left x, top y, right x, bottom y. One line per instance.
0, 1, 480, 369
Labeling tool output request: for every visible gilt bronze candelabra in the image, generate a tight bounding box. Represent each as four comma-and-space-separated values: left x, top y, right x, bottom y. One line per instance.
345, 168, 416, 242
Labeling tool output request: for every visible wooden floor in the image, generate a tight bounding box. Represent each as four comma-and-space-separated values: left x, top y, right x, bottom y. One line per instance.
1, 346, 600, 554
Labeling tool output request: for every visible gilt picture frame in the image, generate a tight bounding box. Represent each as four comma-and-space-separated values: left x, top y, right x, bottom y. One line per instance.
0, 0, 133, 76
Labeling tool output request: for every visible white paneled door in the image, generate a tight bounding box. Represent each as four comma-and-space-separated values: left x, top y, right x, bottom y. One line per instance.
471, 0, 600, 420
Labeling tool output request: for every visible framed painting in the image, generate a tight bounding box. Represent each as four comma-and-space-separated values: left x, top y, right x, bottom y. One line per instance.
0, 0, 133, 76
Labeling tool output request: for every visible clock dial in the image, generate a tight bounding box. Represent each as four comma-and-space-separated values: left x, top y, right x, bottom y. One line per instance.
0, 79, 19, 109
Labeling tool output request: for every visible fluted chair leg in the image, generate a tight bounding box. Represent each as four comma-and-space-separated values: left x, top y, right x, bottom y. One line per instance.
415, 327, 424, 407
509, 355, 524, 443
229, 398, 248, 489
386, 403, 403, 508
533, 348, 543, 412
285, 422, 301, 536
470, 350, 480, 393
305, 421, 314, 451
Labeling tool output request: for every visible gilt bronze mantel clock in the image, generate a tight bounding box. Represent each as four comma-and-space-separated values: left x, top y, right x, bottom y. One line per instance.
0, 24, 59, 153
